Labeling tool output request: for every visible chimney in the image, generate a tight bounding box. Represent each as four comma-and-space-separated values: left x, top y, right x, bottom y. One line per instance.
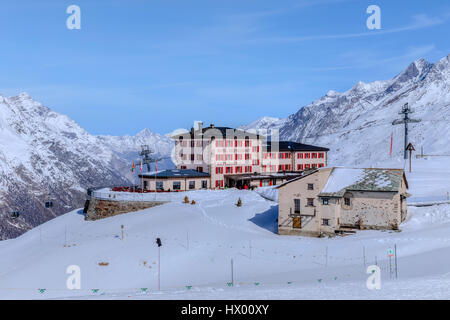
210, 123, 215, 128
198, 121, 203, 132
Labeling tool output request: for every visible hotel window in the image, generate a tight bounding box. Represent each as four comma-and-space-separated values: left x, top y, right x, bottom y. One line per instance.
294, 199, 301, 214
344, 197, 351, 206
322, 219, 330, 226
196, 166, 203, 172
319, 152, 324, 158
226, 167, 232, 174
245, 166, 252, 173
322, 198, 329, 205
189, 181, 195, 190
216, 167, 223, 174
307, 183, 314, 190
215, 180, 223, 188
307, 198, 314, 207
312, 153, 317, 158
173, 181, 181, 190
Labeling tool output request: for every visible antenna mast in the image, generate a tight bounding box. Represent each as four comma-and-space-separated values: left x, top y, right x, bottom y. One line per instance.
140, 145, 154, 172
392, 103, 421, 159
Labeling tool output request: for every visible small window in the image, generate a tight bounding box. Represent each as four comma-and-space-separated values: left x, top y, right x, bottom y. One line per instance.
307, 183, 314, 190
294, 199, 301, 213
156, 181, 163, 191
322, 219, 329, 226
201, 180, 208, 189
307, 198, 314, 207
322, 198, 329, 205
189, 181, 195, 190
173, 181, 181, 190
344, 197, 351, 206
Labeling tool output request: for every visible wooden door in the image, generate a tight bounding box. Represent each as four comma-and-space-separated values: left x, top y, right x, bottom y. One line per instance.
293, 217, 301, 228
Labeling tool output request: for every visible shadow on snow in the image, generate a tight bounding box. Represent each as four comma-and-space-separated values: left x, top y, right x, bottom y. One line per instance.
248, 205, 279, 234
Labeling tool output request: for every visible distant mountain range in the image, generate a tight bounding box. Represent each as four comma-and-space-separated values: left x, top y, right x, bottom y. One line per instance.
242, 54, 450, 167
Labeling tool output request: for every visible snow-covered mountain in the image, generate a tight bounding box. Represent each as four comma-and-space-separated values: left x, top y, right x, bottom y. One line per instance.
238, 116, 285, 131
0, 94, 173, 239
245, 54, 450, 167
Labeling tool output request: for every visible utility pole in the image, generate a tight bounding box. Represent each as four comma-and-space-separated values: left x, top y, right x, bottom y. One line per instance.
392, 103, 421, 159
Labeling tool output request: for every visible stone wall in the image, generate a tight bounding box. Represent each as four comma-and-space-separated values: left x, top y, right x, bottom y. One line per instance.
84, 198, 167, 221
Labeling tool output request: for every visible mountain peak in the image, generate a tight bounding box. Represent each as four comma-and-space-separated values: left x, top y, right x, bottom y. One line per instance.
16, 92, 33, 100
136, 128, 154, 137
394, 58, 433, 83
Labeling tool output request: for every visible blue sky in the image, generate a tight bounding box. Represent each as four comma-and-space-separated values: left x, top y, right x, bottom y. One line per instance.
0, 0, 449, 135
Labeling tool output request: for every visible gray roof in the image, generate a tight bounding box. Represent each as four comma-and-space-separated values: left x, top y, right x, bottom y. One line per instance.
172, 125, 263, 140
319, 168, 407, 198
264, 141, 329, 152
139, 169, 210, 179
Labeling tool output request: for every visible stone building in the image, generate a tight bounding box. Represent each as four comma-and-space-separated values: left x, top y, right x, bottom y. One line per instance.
277, 167, 409, 237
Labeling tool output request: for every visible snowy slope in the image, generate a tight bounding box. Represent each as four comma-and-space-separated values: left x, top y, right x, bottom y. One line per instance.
1, 185, 450, 299
0, 93, 173, 240
243, 54, 450, 167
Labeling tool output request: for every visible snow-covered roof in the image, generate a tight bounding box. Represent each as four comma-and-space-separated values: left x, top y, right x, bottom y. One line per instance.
319, 167, 406, 197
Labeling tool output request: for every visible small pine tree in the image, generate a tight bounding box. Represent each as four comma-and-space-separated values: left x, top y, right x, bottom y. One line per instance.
184, 196, 190, 203
236, 198, 242, 207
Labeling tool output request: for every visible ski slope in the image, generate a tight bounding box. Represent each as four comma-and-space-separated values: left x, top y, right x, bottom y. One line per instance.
1, 157, 450, 300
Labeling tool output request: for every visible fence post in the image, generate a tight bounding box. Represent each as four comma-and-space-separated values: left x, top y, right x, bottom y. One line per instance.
231, 258, 234, 287
363, 246, 366, 267
394, 244, 398, 279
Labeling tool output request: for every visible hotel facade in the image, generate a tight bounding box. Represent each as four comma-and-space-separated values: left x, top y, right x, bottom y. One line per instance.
140, 122, 329, 191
